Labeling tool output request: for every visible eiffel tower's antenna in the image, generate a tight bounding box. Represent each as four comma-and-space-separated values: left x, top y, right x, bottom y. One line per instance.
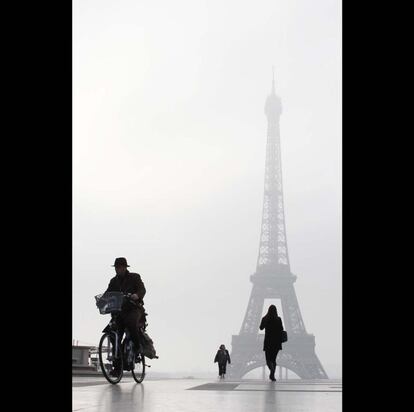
272, 66, 275, 94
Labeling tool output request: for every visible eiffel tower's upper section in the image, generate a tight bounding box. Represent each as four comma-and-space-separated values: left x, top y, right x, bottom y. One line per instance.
265, 68, 282, 122
256, 69, 290, 276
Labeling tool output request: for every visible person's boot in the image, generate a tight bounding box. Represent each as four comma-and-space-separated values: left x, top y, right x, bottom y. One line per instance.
267, 362, 274, 381
270, 362, 277, 381
109, 358, 122, 377
109, 364, 122, 377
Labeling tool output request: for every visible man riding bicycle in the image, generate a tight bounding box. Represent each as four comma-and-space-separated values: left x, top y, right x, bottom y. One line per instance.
104, 257, 146, 375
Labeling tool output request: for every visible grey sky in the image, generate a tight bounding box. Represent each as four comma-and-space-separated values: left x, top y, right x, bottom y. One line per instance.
73, 0, 341, 377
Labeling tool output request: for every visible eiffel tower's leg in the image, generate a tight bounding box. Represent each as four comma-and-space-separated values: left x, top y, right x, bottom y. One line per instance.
278, 284, 328, 379
239, 286, 266, 334
228, 284, 267, 379
300, 356, 329, 379
278, 345, 329, 379
281, 284, 306, 335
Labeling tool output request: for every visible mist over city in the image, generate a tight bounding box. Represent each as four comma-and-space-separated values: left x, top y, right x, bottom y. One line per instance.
73, 0, 341, 381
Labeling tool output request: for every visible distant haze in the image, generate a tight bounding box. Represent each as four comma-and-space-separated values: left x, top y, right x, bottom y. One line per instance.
73, 0, 342, 378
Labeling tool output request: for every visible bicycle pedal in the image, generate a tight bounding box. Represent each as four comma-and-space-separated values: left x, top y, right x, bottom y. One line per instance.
145, 364, 151, 367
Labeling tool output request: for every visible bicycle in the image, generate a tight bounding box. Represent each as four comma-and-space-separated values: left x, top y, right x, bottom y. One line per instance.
95, 291, 147, 385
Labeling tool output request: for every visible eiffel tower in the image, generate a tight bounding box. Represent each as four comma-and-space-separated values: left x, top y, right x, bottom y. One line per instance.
228, 70, 328, 380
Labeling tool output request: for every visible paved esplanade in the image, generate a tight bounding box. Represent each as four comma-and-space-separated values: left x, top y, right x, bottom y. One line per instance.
73, 378, 342, 412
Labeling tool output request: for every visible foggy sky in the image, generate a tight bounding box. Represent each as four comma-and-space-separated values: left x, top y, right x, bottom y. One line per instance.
73, 0, 342, 377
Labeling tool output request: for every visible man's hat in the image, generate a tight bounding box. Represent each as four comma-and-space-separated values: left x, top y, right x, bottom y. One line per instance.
112, 257, 130, 267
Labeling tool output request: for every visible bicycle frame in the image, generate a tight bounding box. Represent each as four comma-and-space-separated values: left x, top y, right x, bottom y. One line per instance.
112, 330, 120, 359
102, 330, 120, 364
108, 327, 135, 363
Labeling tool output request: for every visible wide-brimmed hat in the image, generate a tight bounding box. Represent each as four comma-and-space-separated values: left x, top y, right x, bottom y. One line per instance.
112, 257, 130, 267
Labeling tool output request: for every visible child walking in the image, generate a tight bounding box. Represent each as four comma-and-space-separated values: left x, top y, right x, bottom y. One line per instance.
214, 344, 231, 379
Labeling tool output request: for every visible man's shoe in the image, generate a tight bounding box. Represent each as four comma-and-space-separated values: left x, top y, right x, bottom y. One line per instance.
109, 369, 121, 377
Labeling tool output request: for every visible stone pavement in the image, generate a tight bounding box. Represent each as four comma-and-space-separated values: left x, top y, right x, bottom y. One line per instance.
73, 377, 342, 412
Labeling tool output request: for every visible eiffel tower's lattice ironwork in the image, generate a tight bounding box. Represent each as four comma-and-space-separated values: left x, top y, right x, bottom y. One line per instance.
228, 70, 328, 379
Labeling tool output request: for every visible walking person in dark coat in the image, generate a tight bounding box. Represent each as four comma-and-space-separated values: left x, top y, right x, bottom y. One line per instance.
214, 344, 231, 379
259, 305, 284, 381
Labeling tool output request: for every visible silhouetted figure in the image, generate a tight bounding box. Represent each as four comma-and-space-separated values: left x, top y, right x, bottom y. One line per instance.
214, 344, 231, 378
259, 305, 284, 381
104, 257, 146, 376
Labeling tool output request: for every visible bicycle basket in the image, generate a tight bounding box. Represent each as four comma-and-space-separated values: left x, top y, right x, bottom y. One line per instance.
95, 292, 124, 314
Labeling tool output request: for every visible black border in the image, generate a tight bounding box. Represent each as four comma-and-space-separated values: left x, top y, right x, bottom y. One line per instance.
7, 1, 72, 408
342, 1, 402, 408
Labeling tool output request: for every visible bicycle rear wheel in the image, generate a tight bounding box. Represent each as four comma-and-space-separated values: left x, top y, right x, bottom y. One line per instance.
99, 332, 123, 384
131, 352, 145, 383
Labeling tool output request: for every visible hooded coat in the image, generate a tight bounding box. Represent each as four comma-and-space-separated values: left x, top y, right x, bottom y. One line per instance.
214, 349, 231, 365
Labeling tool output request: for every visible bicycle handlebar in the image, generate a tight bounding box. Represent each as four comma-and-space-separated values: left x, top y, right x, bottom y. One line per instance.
122, 292, 144, 307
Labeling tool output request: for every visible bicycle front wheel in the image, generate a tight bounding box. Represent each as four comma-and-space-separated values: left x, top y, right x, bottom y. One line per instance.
131, 352, 146, 383
99, 332, 123, 384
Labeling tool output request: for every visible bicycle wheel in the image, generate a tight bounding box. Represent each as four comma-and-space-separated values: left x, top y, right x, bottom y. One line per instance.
131, 352, 145, 383
99, 332, 123, 384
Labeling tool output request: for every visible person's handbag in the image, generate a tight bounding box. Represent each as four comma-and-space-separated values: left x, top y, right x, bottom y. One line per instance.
281, 330, 288, 343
